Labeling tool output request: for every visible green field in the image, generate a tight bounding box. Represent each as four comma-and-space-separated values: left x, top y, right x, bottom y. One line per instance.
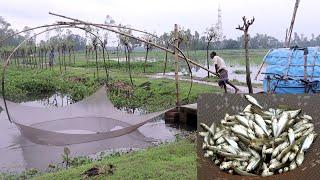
73, 49, 268, 66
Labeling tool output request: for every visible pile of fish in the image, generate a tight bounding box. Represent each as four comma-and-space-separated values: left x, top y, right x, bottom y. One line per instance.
199, 95, 317, 176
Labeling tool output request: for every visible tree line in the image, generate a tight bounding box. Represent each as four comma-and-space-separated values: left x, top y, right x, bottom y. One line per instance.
2, 15, 320, 51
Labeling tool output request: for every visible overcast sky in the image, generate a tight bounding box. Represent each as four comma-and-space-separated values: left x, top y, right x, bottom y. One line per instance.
1, 0, 318, 40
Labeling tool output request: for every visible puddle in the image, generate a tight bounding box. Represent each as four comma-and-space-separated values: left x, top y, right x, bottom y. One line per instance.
0, 93, 190, 173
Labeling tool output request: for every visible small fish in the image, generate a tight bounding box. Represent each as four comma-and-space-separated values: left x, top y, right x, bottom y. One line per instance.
220, 161, 233, 170
283, 167, 289, 172
294, 123, 314, 134
198, 132, 208, 137
300, 133, 316, 153
281, 151, 291, 163
265, 148, 274, 154
288, 128, 295, 145
216, 137, 226, 145
200, 123, 215, 135
289, 161, 297, 170
253, 122, 266, 139
246, 158, 261, 172
244, 95, 263, 109
289, 152, 297, 161
222, 144, 238, 155
272, 141, 289, 158
286, 109, 301, 119
249, 148, 260, 159
276, 112, 289, 137
235, 115, 250, 128
302, 114, 313, 121
296, 152, 304, 166
234, 167, 257, 176
213, 129, 227, 140
243, 104, 252, 113
262, 170, 274, 177
272, 116, 278, 137
224, 137, 240, 150
231, 126, 249, 139
254, 114, 269, 136
293, 119, 309, 129
269, 160, 283, 171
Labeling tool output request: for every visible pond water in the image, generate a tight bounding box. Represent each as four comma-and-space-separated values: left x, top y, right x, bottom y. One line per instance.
0, 93, 192, 173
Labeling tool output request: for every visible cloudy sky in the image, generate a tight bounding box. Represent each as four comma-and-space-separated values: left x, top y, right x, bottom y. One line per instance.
1, 0, 318, 40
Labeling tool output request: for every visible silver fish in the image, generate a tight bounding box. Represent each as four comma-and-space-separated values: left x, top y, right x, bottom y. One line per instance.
289, 152, 297, 161
234, 167, 257, 176
289, 161, 297, 170
244, 95, 263, 109
200, 123, 215, 136
294, 123, 314, 134
216, 137, 226, 145
243, 104, 252, 113
198, 132, 208, 137
300, 133, 316, 153
231, 125, 249, 139
235, 115, 250, 128
281, 151, 291, 163
296, 152, 304, 166
288, 128, 295, 145
246, 158, 261, 172
302, 114, 313, 121
254, 114, 269, 135
213, 129, 227, 140
276, 112, 289, 137
224, 137, 240, 150
286, 109, 301, 119
272, 116, 278, 137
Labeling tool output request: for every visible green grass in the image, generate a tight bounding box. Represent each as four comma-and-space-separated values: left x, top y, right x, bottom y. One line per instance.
2, 62, 222, 112
58, 49, 267, 69
30, 139, 196, 180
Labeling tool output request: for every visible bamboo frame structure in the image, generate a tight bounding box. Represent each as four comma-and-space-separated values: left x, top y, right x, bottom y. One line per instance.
1, 12, 218, 123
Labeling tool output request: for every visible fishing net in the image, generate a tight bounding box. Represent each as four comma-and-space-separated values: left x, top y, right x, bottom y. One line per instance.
0, 86, 165, 146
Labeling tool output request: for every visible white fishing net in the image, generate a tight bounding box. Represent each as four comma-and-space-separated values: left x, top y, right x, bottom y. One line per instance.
0, 87, 165, 146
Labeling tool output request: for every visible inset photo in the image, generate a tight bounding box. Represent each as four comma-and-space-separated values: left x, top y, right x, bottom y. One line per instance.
197, 94, 319, 179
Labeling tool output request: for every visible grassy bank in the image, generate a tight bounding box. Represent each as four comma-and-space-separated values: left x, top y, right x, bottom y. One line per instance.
0, 139, 196, 180
34, 139, 196, 180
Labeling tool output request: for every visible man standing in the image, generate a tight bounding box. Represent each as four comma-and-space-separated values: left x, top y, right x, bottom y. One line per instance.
211, 51, 239, 94
49, 49, 55, 68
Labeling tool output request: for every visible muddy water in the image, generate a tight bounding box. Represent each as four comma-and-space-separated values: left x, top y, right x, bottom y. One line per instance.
0, 94, 188, 173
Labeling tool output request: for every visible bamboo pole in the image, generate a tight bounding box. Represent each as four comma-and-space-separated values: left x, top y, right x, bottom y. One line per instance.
174, 24, 180, 109
287, 0, 300, 48
304, 48, 308, 93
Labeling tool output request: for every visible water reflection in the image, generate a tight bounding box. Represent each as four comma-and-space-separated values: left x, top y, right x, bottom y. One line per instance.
0, 93, 190, 172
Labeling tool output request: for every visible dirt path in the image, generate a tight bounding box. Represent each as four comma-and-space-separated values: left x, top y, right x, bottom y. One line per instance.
146, 74, 264, 94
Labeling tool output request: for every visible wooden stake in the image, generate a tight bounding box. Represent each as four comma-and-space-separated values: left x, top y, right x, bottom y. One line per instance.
174, 24, 180, 109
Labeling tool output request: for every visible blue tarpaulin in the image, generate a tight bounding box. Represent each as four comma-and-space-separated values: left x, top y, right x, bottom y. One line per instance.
263, 47, 320, 94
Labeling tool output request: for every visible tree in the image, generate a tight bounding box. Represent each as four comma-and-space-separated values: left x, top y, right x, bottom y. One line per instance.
205, 24, 222, 78
142, 34, 155, 73
236, 16, 255, 94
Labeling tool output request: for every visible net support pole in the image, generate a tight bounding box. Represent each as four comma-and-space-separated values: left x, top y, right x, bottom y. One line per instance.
174, 24, 180, 110
304, 48, 308, 93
